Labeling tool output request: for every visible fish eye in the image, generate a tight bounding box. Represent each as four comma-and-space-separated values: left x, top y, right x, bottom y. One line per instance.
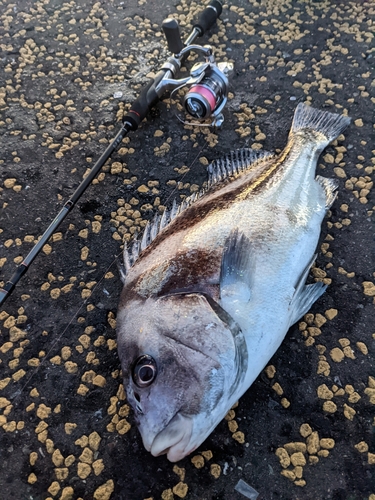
132, 355, 157, 388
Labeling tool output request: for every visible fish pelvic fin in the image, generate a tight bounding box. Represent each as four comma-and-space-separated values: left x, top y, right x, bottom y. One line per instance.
220, 229, 253, 306
290, 103, 351, 144
315, 175, 339, 209
288, 253, 327, 327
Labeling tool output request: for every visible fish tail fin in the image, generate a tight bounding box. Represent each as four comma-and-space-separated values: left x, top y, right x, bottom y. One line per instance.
290, 103, 351, 144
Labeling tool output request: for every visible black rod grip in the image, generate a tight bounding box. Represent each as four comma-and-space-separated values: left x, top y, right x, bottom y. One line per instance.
162, 18, 183, 54
123, 70, 167, 131
193, 0, 222, 36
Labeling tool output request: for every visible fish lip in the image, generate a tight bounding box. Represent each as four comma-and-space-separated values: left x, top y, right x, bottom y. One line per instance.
149, 413, 193, 462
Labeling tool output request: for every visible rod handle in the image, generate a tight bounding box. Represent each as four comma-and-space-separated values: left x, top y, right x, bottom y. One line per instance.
193, 0, 222, 36
123, 70, 167, 130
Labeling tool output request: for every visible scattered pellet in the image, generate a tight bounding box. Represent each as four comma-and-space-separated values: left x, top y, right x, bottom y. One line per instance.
276, 447, 290, 468
354, 441, 368, 453
191, 455, 205, 469
201, 450, 213, 461
210, 464, 221, 478
65, 423, 77, 435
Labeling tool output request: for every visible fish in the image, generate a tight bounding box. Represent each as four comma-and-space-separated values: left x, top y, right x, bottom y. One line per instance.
116, 103, 350, 462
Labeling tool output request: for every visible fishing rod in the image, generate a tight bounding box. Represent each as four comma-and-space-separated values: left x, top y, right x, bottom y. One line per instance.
0, 0, 233, 307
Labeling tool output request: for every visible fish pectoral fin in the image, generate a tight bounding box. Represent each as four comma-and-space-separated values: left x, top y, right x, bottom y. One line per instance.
219, 229, 253, 305
288, 254, 327, 327
315, 175, 339, 209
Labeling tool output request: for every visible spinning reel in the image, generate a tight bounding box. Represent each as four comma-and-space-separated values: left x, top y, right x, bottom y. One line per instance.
157, 14, 233, 127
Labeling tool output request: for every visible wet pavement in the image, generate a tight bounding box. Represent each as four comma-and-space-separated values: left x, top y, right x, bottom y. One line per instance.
0, 0, 374, 499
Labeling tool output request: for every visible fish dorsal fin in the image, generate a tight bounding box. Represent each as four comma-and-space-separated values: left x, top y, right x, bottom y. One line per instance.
122, 149, 273, 276
315, 175, 339, 209
122, 191, 206, 274
207, 148, 274, 188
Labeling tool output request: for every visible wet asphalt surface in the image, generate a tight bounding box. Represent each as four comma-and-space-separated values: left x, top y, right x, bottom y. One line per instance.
0, 0, 374, 499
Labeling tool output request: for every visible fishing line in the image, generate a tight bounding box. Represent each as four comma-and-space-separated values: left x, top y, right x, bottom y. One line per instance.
11, 137, 209, 405
10, 256, 120, 406
4, 0, 229, 411
1, 0, 232, 306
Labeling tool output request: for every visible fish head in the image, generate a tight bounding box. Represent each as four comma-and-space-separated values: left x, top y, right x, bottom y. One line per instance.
116, 292, 248, 462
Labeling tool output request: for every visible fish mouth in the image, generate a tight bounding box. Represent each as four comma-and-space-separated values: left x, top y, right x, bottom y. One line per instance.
147, 413, 193, 462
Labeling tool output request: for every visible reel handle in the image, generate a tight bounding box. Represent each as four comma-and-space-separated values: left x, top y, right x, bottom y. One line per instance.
193, 0, 223, 36
162, 18, 183, 54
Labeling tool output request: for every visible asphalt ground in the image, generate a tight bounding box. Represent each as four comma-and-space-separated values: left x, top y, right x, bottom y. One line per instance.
0, 0, 374, 499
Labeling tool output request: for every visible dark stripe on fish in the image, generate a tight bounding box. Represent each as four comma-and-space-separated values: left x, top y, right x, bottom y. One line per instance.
137, 149, 291, 261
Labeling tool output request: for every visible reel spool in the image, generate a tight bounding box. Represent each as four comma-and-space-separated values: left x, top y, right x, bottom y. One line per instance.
183, 62, 232, 124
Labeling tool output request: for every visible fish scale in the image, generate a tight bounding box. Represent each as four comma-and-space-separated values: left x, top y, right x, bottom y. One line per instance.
116, 103, 351, 462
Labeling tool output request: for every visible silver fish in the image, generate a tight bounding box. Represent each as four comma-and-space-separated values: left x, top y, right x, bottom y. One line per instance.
116, 103, 350, 462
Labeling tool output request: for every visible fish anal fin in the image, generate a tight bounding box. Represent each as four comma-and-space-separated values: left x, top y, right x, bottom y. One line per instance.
289, 254, 327, 327
316, 175, 339, 209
